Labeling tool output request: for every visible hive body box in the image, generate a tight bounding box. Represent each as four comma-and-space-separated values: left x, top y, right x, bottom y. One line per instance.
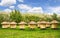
28, 21, 36, 29
37, 21, 46, 29
51, 20, 58, 29
10, 22, 17, 28
1, 22, 10, 28
18, 21, 27, 29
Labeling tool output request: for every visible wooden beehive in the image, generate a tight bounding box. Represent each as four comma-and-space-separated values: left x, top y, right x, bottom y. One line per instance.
10, 22, 17, 28
51, 20, 58, 29
46, 22, 51, 28
28, 21, 36, 29
18, 21, 27, 29
1, 22, 10, 28
38, 21, 46, 29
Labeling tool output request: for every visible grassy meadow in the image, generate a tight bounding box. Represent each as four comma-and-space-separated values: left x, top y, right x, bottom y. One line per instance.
0, 26, 60, 38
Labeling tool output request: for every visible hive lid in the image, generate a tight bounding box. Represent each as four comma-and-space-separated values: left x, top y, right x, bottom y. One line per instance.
51, 20, 58, 23
18, 21, 27, 24
1, 22, 9, 24
37, 21, 50, 24
46, 22, 51, 24
10, 22, 17, 24
28, 21, 36, 24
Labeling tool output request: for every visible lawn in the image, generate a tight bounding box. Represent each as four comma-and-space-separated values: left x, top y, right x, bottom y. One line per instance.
0, 27, 60, 38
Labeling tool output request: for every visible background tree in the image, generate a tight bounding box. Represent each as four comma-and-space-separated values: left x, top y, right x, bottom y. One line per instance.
57, 16, 60, 22
24, 15, 41, 22
51, 13, 58, 21
10, 10, 22, 23
44, 15, 52, 22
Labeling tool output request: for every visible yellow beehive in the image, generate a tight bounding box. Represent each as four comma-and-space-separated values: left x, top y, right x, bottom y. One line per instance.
46, 22, 51, 28
28, 21, 36, 29
38, 21, 46, 29
1, 22, 10, 28
51, 20, 58, 29
10, 22, 17, 28
18, 21, 27, 29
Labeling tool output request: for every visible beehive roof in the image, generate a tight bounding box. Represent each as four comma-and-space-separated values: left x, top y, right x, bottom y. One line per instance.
28, 21, 36, 24
1, 22, 9, 24
10, 22, 17, 24
51, 20, 58, 23
46, 22, 51, 24
37, 21, 50, 24
18, 21, 27, 24
40, 21, 46, 24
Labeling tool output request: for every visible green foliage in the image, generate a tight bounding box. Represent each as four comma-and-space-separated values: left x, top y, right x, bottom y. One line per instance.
45, 17, 52, 22
24, 15, 41, 22
10, 10, 22, 23
0, 14, 4, 23
0, 13, 9, 22
51, 13, 58, 20
3, 14, 10, 21
0, 11, 59, 23
57, 16, 60, 22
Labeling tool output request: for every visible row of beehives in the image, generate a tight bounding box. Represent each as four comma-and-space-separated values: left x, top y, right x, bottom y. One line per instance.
1, 20, 59, 29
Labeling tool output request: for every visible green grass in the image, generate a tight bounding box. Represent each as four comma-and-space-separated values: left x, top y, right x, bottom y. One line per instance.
0, 27, 60, 38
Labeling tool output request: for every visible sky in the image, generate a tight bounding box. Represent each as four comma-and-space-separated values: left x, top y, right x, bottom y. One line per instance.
0, 0, 60, 14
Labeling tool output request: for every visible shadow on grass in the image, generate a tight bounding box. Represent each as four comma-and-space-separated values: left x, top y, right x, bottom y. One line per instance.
0, 27, 60, 31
